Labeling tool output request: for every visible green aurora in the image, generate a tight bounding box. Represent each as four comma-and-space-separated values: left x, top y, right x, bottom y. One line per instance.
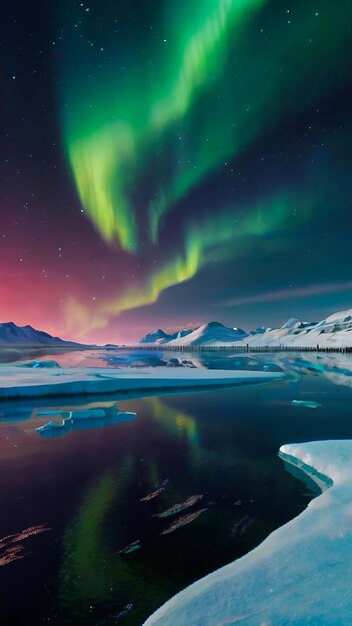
58, 0, 352, 333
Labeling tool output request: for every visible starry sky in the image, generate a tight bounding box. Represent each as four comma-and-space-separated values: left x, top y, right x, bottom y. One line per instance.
1, 0, 352, 344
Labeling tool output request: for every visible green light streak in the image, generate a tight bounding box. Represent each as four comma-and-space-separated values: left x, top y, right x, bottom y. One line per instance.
59, 0, 352, 330
94, 190, 302, 323
62, 0, 266, 250
69, 124, 137, 249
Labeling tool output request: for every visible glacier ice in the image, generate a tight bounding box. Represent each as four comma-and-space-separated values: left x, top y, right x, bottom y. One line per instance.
0, 366, 284, 399
144, 440, 352, 625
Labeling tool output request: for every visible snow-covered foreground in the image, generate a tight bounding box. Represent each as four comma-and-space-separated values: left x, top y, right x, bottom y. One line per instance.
145, 440, 352, 626
0, 366, 284, 399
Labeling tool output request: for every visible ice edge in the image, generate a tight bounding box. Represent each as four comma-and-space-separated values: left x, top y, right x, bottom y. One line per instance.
144, 440, 348, 626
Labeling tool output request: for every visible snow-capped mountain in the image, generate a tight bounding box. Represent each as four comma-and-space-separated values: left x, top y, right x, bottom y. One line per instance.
245, 310, 352, 347
140, 322, 248, 346
169, 322, 248, 346
0, 322, 82, 346
139, 309, 352, 348
139, 328, 194, 344
139, 329, 171, 344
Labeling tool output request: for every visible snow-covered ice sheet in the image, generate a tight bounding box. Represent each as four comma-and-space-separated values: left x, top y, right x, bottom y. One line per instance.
145, 440, 352, 626
0, 366, 284, 399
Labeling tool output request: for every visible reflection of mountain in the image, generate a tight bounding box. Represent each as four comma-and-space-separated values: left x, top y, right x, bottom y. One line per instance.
276, 353, 352, 390
168, 351, 352, 390
104, 350, 204, 369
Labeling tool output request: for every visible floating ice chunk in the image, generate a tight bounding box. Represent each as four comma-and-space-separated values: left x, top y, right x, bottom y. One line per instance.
36, 420, 63, 432
291, 399, 322, 409
36, 407, 136, 437
21, 360, 61, 368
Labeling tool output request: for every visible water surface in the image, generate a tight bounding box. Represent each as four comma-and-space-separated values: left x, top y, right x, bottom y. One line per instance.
1, 349, 352, 625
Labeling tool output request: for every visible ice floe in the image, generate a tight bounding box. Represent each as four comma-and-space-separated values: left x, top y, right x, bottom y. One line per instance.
291, 399, 322, 409
145, 440, 352, 625
0, 366, 284, 399
36, 406, 136, 437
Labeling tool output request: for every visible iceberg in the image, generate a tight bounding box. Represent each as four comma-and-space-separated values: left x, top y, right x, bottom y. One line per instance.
0, 366, 284, 399
144, 440, 352, 625
36, 406, 136, 437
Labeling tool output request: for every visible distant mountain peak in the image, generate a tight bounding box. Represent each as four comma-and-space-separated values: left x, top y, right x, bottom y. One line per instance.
140, 320, 248, 346
138, 308, 352, 348
0, 321, 83, 347
281, 317, 301, 329
139, 328, 170, 344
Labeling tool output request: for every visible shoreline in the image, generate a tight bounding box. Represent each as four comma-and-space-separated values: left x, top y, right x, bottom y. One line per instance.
144, 440, 351, 625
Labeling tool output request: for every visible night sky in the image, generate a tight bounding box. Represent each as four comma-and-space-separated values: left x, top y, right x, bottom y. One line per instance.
1, 0, 352, 344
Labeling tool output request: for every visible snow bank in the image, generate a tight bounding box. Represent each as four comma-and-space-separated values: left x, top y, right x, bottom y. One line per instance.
0, 366, 283, 399
145, 440, 352, 625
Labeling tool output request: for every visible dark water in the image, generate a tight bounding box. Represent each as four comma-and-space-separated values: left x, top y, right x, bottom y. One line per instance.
1, 349, 352, 625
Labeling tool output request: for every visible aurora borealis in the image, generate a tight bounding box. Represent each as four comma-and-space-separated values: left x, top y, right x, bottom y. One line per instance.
2, 0, 352, 343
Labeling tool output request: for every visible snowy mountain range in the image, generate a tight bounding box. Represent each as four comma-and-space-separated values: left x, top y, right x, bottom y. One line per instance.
140, 322, 247, 346
139, 309, 352, 348
0, 322, 82, 347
